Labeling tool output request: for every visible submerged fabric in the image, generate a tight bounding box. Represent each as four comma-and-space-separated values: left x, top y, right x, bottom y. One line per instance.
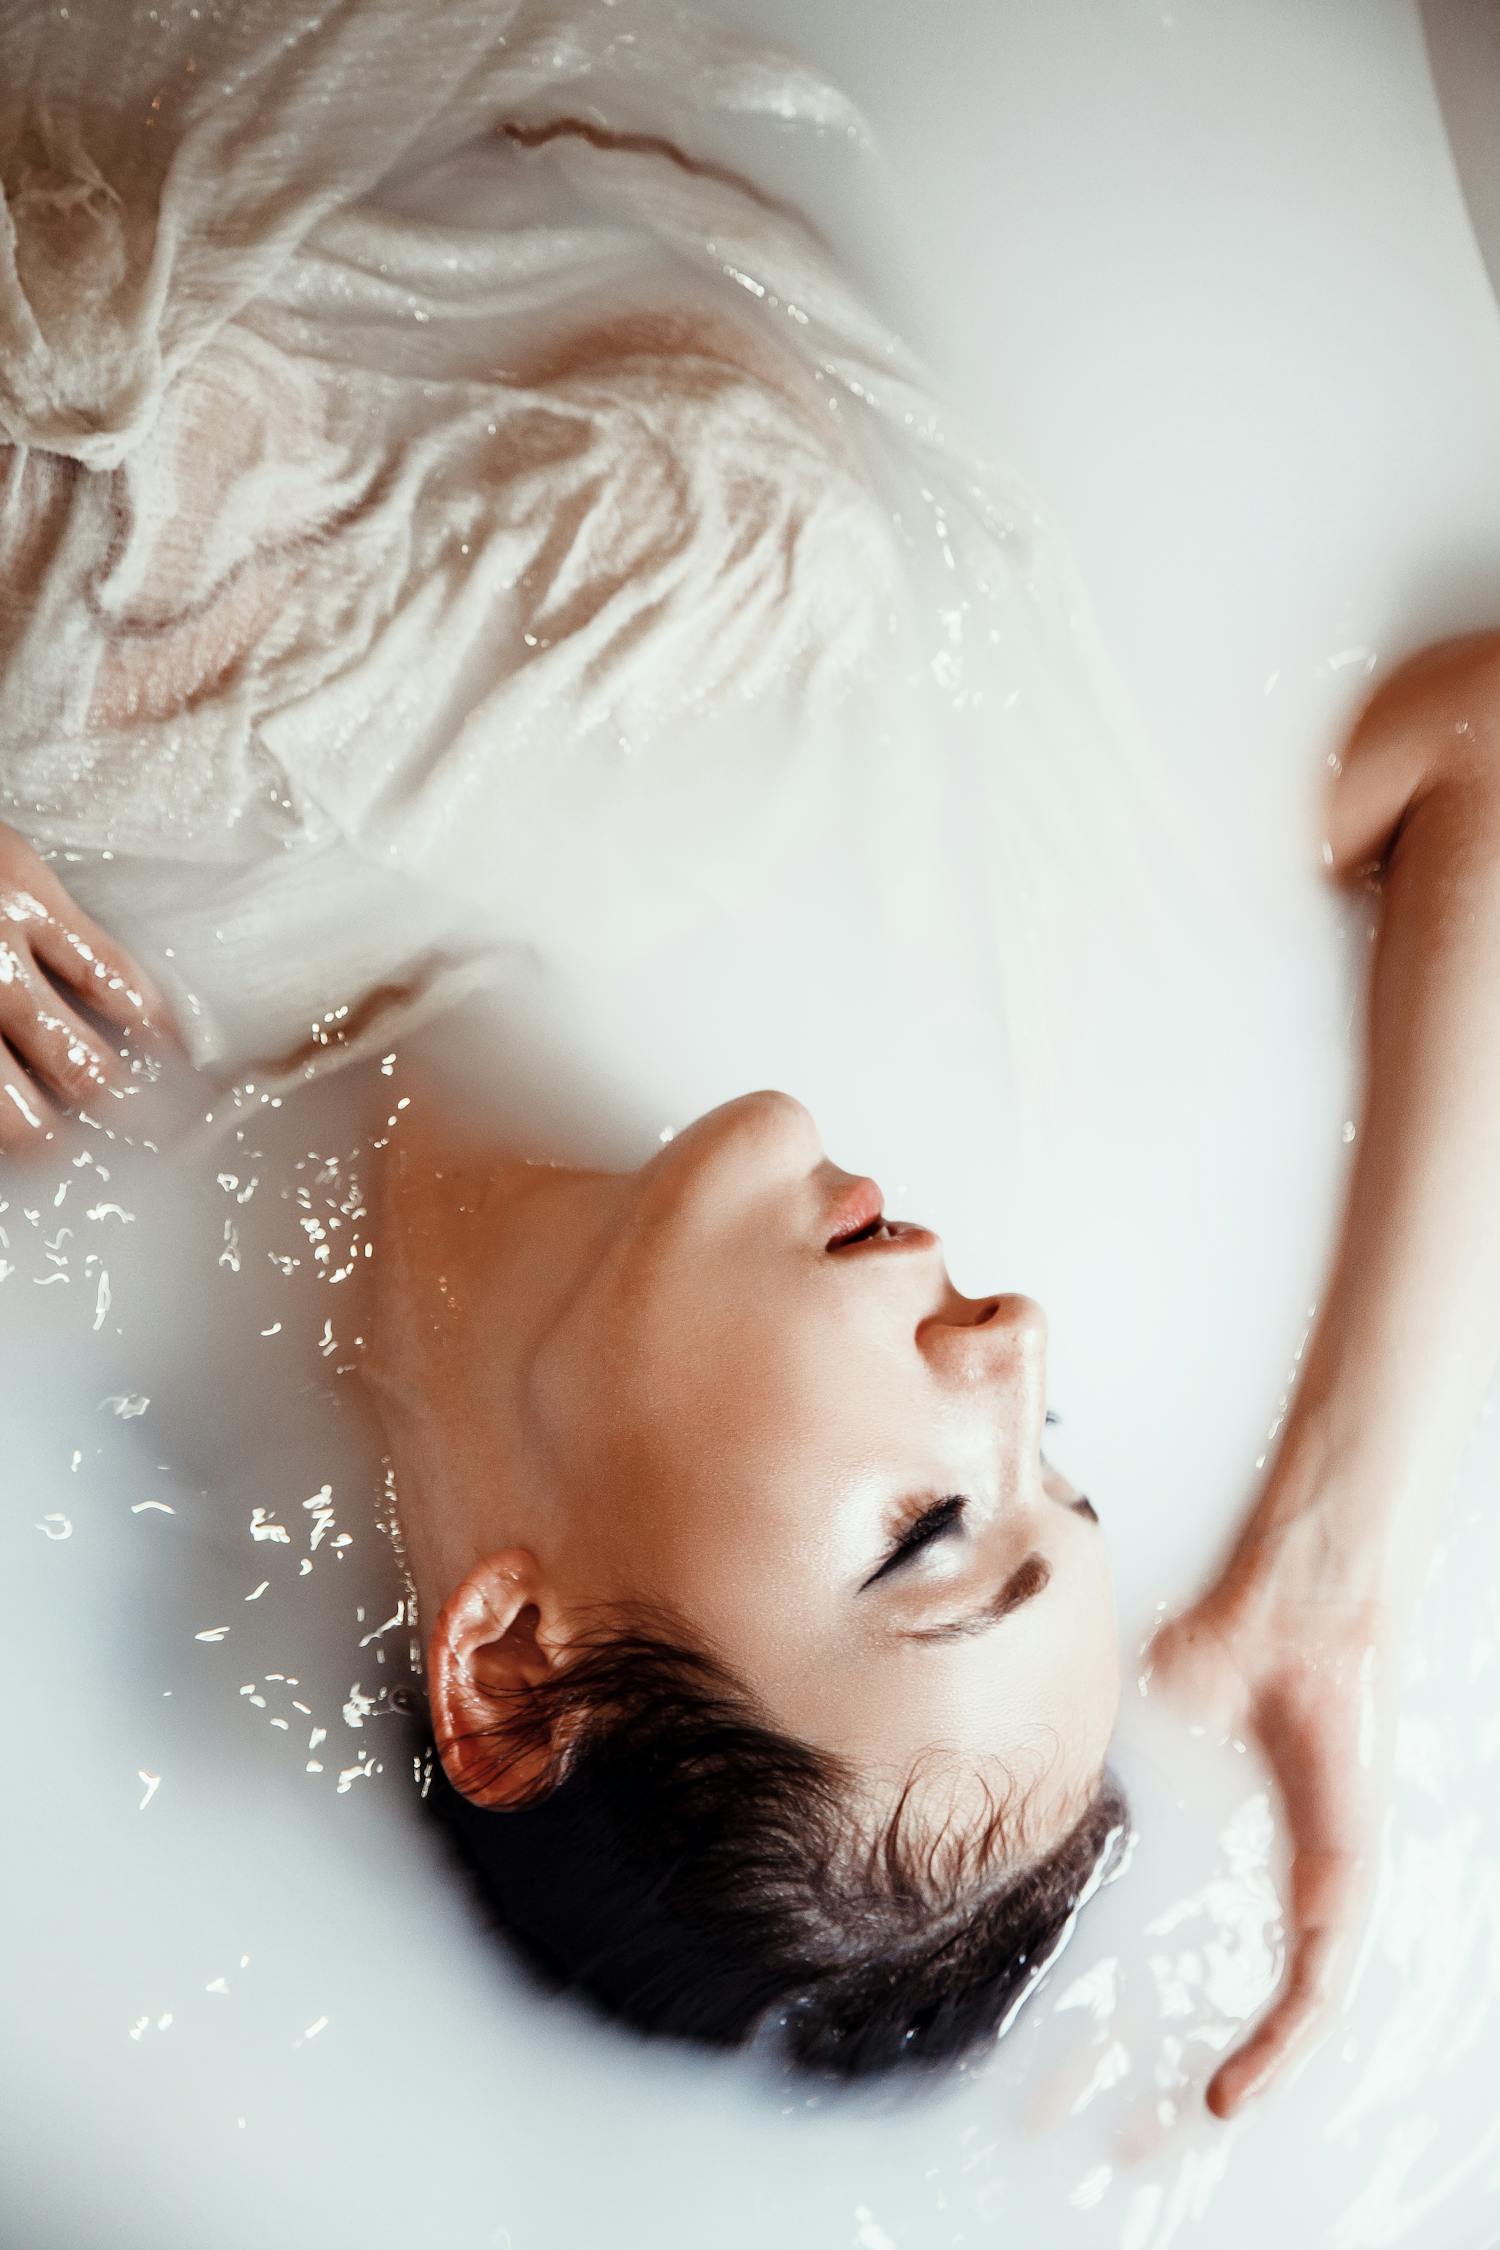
0, 0, 1157, 1076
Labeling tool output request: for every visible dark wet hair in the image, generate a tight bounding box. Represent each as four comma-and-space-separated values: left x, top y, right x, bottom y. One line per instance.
421, 1614, 1129, 2078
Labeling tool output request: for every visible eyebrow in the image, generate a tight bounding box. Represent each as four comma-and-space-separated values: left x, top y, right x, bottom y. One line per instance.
902, 1550, 1052, 1644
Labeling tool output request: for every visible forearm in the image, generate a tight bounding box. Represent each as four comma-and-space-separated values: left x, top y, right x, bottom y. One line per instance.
1239, 657, 1500, 1605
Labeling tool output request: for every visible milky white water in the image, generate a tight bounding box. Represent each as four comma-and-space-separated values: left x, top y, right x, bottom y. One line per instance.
5, 4, 1500, 2246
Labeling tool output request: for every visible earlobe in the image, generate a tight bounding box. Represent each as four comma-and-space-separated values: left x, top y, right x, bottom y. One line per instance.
426, 1550, 567, 1809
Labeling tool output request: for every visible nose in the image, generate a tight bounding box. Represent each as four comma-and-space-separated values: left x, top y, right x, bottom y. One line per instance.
975, 1291, 1048, 1354
920, 1286, 1048, 1419
924, 1288, 1046, 1350
928, 1289, 1050, 1491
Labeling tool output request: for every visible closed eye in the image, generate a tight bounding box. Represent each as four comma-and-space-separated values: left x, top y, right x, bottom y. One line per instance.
860, 1495, 966, 1590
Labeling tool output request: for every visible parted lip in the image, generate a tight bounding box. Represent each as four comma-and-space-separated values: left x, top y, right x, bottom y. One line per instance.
823, 1172, 884, 1249
822, 1173, 939, 1255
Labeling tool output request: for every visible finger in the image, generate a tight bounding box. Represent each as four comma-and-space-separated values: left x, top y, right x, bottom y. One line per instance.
1205, 1844, 1369, 2121
0, 1043, 63, 1151
1205, 1924, 1343, 2118
26, 899, 177, 1044
0, 972, 134, 1108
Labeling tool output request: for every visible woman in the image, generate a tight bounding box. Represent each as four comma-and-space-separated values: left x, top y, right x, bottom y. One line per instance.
3, 0, 1498, 2118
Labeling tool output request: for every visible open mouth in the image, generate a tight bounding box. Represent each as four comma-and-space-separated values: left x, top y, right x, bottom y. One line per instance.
829, 1212, 895, 1248
823, 1174, 934, 1252
824, 1173, 884, 1249
828, 1214, 932, 1249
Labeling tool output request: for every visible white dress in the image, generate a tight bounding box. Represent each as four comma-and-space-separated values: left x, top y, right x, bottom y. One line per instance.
0, 0, 1153, 1077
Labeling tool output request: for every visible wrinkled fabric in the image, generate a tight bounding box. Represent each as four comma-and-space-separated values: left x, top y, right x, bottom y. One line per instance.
0, 0, 1162, 1074
0, 0, 898, 861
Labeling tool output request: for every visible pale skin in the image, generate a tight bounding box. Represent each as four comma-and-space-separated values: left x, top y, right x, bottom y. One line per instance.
360, 1086, 1121, 1851
1148, 626, 1500, 2116
3, 628, 1498, 2111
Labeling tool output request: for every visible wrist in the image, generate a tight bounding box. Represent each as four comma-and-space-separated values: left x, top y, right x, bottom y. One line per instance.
1225, 1413, 1435, 1622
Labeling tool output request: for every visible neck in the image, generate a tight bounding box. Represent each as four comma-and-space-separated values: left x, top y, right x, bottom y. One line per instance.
363, 1108, 616, 1633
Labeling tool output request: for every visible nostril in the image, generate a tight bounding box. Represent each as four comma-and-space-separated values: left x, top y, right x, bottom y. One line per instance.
978, 1291, 1049, 1348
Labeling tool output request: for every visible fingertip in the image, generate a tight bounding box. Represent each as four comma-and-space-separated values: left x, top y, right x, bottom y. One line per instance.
139, 1010, 187, 1057
118, 980, 188, 1056
1209, 2044, 1277, 2120
1205, 2072, 1240, 2122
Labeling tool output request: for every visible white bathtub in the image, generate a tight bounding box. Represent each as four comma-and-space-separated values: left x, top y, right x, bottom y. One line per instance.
5, 6, 1500, 2246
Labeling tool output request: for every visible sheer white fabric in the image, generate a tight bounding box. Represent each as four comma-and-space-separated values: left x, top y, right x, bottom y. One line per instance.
0, 0, 1158, 1075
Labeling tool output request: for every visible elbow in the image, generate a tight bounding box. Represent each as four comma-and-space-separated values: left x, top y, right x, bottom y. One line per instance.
1344, 628, 1500, 777
1327, 627, 1500, 880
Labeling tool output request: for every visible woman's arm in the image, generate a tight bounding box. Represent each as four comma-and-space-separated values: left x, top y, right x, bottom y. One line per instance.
1150, 626, 1500, 2117
1256, 627, 1500, 1578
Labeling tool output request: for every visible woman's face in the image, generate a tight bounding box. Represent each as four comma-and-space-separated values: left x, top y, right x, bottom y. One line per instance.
521, 1090, 1121, 1844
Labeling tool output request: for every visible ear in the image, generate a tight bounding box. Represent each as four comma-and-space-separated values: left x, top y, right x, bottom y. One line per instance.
426, 1550, 571, 1809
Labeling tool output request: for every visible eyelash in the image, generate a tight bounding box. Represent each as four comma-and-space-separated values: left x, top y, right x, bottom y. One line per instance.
865, 1495, 966, 1586
867, 1413, 1063, 1587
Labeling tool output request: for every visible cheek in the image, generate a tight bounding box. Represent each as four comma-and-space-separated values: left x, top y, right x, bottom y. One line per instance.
636, 1418, 853, 1615
621, 1494, 852, 1710
567, 1237, 914, 1634
604, 1377, 870, 1686
631, 1254, 863, 1484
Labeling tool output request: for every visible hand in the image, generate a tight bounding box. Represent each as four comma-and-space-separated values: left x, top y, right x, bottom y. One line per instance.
1144, 1516, 1399, 2121
0, 820, 176, 1150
